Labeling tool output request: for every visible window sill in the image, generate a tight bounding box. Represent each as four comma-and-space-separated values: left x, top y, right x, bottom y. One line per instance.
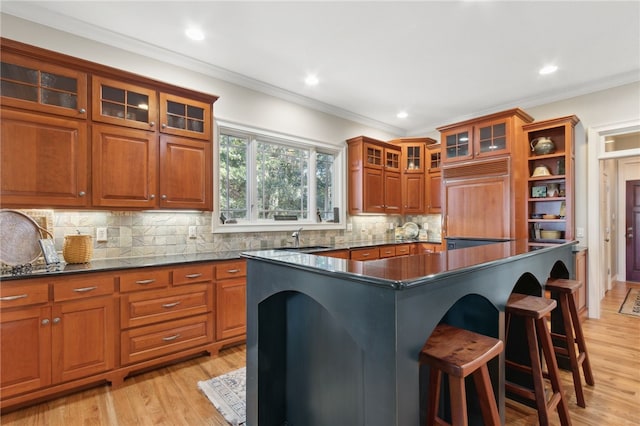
212, 222, 345, 234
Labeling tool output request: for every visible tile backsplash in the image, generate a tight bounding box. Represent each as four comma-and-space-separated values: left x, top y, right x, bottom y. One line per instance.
14, 210, 442, 261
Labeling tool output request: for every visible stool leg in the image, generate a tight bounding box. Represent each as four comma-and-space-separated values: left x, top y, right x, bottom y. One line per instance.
537, 316, 572, 426
472, 364, 501, 426
558, 294, 586, 408
427, 368, 442, 426
448, 375, 468, 426
524, 318, 551, 425
568, 294, 595, 386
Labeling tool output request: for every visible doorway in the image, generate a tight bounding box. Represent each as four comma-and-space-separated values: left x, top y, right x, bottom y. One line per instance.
625, 179, 640, 282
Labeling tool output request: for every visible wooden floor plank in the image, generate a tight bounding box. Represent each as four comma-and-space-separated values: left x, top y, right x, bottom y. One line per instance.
1, 283, 638, 425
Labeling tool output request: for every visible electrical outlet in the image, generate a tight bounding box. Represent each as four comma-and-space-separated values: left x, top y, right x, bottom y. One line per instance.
188, 226, 197, 239
576, 227, 585, 238
346, 223, 353, 232
96, 227, 108, 242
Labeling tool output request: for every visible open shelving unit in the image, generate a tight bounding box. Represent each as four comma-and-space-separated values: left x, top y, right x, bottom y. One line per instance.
523, 115, 579, 245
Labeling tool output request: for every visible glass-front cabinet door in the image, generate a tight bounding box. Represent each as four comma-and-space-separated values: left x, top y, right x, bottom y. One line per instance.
474, 118, 510, 158
91, 76, 157, 131
159, 93, 211, 140
0, 52, 88, 118
442, 126, 472, 162
364, 143, 384, 169
385, 147, 401, 172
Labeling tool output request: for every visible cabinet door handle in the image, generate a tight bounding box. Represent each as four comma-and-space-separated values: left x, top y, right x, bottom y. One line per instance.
73, 286, 98, 293
78, 191, 86, 197
79, 108, 86, 114
162, 334, 180, 341
53, 317, 61, 324
162, 301, 181, 308
0, 294, 28, 301
226, 269, 241, 273
135, 279, 156, 285
41, 318, 50, 325
185, 273, 203, 279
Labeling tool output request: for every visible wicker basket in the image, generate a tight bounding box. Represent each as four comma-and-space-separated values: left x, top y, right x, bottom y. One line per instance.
63, 234, 93, 264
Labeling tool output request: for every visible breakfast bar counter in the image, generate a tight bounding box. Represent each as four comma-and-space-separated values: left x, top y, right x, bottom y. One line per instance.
242, 240, 576, 426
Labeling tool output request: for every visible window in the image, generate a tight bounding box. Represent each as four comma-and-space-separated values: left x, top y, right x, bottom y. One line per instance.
216, 122, 344, 232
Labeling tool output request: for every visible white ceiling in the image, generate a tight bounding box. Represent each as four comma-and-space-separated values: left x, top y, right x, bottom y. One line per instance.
2, 1, 639, 135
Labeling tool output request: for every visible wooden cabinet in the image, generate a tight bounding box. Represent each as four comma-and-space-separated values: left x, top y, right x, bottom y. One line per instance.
159, 93, 211, 140
426, 144, 442, 214
0, 38, 217, 211
92, 124, 158, 208
347, 136, 402, 214
119, 265, 213, 366
438, 109, 533, 164
415, 243, 442, 253
0, 274, 115, 402
215, 260, 247, 342
439, 109, 534, 240
350, 247, 380, 261
574, 248, 588, 321
0, 51, 88, 119
92, 76, 157, 131
1, 108, 90, 207
319, 249, 350, 259
159, 135, 212, 209
389, 137, 438, 214
523, 115, 579, 244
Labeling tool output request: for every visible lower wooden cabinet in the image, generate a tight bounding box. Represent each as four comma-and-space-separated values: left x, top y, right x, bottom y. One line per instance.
574, 248, 588, 321
215, 260, 247, 342
0, 259, 246, 411
0, 274, 116, 404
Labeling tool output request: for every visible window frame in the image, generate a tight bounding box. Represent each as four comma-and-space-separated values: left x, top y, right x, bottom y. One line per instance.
213, 120, 346, 234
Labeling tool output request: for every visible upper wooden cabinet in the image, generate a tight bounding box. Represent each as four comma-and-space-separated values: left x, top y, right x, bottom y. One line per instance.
426, 143, 442, 214
92, 76, 157, 131
438, 109, 534, 164
347, 136, 402, 214
0, 51, 88, 119
389, 137, 437, 214
159, 93, 211, 140
0, 38, 218, 211
0, 108, 90, 207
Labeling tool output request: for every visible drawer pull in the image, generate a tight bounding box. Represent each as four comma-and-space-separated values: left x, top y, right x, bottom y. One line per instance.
0, 294, 28, 301
73, 286, 98, 293
135, 279, 156, 285
161, 301, 181, 308
361, 253, 370, 257
185, 273, 203, 279
162, 334, 181, 342
226, 269, 241, 273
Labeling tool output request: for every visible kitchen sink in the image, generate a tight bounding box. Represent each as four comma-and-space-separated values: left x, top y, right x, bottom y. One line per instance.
275, 245, 331, 252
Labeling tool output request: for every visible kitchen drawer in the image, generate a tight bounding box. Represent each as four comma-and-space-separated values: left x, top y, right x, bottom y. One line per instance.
350, 247, 380, 261
396, 244, 412, 256
0, 281, 49, 309
215, 260, 246, 280
379, 246, 396, 258
119, 269, 170, 293
120, 284, 212, 329
173, 264, 213, 286
53, 274, 115, 302
120, 313, 213, 365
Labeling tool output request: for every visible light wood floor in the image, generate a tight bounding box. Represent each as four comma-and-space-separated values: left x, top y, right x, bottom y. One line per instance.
2, 281, 639, 425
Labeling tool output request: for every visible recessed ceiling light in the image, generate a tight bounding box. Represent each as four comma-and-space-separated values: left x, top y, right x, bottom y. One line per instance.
396, 111, 408, 119
185, 27, 205, 41
539, 64, 558, 75
305, 75, 319, 86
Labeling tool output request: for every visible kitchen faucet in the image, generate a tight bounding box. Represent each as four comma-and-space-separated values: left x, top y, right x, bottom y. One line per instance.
292, 227, 303, 248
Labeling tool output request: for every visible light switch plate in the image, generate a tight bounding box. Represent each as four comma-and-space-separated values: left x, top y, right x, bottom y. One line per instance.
96, 227, 108, 242
188, 226, 197, 239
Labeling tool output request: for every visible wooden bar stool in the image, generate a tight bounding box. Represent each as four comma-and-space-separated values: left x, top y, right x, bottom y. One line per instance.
505, 293, 572, 426
546, 278, 595, 408
419, 323, 503, 426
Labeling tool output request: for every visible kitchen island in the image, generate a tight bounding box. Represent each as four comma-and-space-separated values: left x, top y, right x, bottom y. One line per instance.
243, 240, 576, 426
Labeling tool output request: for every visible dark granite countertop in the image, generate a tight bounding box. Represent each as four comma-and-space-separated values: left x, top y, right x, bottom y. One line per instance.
242, 239, 577, 290
0, 239, 443, 281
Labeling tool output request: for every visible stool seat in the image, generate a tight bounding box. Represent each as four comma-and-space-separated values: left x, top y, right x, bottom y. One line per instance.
505, 293, 572, 426
546, 278, 595, 408
420, 323, 503, 426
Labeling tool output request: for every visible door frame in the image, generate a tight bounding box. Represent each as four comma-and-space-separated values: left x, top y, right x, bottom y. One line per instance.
587, 119, 640, 319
